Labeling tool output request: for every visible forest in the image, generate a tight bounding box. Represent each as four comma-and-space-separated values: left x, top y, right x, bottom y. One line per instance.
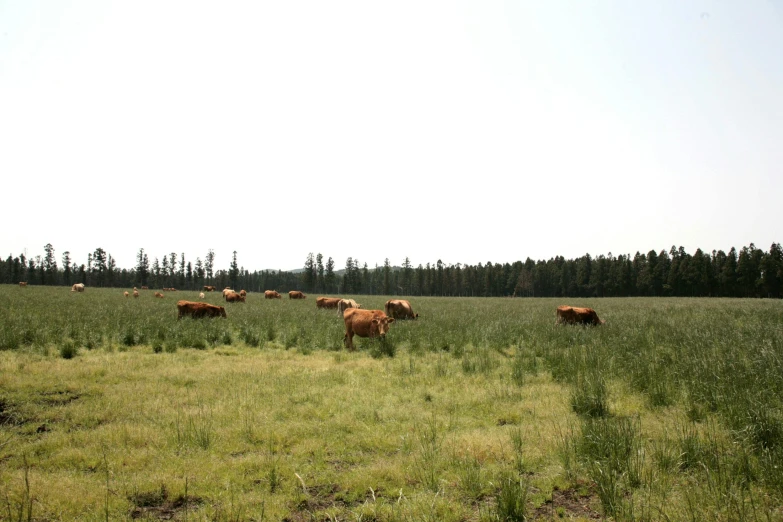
1, 242, 782, 299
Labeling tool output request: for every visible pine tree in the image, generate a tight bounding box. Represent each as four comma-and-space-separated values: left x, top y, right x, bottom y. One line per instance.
43, 243, 57, 285
93, 248, 108, 287
205, 249, 215, 284
316, 253, 324, 292
303, 253, 316, 292
325, 257, 336, 293
229, 251, 239, 289
383, 258, 392, 295
136, 248, 149, 286
62, 251, 72, 286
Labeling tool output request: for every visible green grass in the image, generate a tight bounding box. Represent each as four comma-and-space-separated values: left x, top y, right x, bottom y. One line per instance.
1, 286, 782, 520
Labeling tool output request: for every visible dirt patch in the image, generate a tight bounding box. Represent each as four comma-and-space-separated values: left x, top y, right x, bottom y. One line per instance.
39, 389, 81, 406
532, 484, 603, 520
283, 483, 381, 521
129, 485, 202, 520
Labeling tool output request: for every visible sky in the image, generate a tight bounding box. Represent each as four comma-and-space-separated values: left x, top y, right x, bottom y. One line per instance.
1, 1, 781, 272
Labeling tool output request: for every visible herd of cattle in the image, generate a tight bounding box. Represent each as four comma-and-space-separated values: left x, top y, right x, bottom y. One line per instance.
24, 282, 605, 350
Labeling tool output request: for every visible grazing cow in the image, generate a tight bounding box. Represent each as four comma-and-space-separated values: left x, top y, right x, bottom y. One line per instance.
316, 297, 342, 309
337, 298, 362, 316
177, 300, 227, 320
223, 288, 234, 298
124, 291, 129, 298
141, 286, 149, 290
203, 285, 216, 292
133, 290, 139, 298
239, 289, 247, 298
288, 290, 306, 299
225, 291, 246, 303
343, 309, 395, 351
384, 299, 419, 320
199, 292, 205, 299
265, 290, 282, 299
71, 283, 85, 293
154, 292, 165, 298
19, 282, 28, 287
555, 306, 605, 326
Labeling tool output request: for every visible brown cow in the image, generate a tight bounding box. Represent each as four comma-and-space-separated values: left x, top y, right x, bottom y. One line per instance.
154, 292, 165, 298
19, 282, 28, 287
316, 297, 342, 309
71, 283, 85, 292
203, 285, 216, 292
343, 309, 395, 351
225, 291, 246, 303
133, 290, 139, 298
337, 298, 361, 316
124, 291, 129, 298
239, 289, 247, 298
222, 288, 234, 298
384, 299, 419, 320
555, 306, 605, 326
141, 286, 149, 290
288, 290, 306, 299
177, 300, 227, 320
265, 290, 282, 299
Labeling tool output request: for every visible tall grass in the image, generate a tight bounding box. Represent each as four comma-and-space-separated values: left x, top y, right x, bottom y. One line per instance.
1, 287, 782, 519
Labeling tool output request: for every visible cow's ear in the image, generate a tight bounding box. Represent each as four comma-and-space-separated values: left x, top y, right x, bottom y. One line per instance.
387, 318, 395, 324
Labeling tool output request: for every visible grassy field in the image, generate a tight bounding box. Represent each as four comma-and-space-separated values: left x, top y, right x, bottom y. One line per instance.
1, 286, 782, 521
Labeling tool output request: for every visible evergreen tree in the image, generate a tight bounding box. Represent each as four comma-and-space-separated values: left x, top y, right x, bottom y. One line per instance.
93, 247, 108, 287
179, 253, 186, 287
402, 257, 413, 294
325, 257, 336, 293
43, 243, 57, 285
316, 253, 324, 292
229, 251, 239, 289
186, 261, 193, 289
135, 248, 148, 286
195, 257, 205, 286
62, 251, 72, 286
205, 249, 215, 284
762, 242, 783, 298
303, 253, 316, 292
383, 258, 392, 295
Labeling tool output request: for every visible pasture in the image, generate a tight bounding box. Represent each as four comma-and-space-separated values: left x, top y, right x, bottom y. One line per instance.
1, 286, 782, 521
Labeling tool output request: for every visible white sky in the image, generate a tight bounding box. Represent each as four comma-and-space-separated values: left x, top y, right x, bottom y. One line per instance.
1, 1, 781, 272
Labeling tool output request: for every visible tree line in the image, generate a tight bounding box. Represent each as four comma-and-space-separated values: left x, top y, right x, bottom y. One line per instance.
2, 243, 782, 299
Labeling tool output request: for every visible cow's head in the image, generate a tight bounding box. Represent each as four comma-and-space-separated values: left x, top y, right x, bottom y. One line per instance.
370, 316, 395, 338
219, 307, 227, 318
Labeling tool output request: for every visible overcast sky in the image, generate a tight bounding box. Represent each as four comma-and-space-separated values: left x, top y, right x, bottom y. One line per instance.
1, 1, 781, 272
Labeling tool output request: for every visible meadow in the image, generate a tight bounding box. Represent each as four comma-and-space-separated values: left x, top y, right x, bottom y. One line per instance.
1, 285, 782, 521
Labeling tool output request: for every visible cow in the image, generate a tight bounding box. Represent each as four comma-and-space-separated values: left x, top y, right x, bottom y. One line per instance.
71, 283, 85, 293
343, 308, 395, 351
199, 292, 205, 299
124, 291, 129, 298
141, 286, 149, 290
19, 282, 28, 287
265, 290, 282, 299
316, 297, 342, 309
239, 289, 247, 298
384, 299, 419, 320
203, 285, 216, 292
177, 300, 227, 320
555, 305, 605, 326
154, 292, 165, 298
288, 290, 306, 299
133, 290, 139, 298
225, 291, 246, 303
163, 287, 177, 292
337, 298, 361, 316
223, 288, 234, 298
